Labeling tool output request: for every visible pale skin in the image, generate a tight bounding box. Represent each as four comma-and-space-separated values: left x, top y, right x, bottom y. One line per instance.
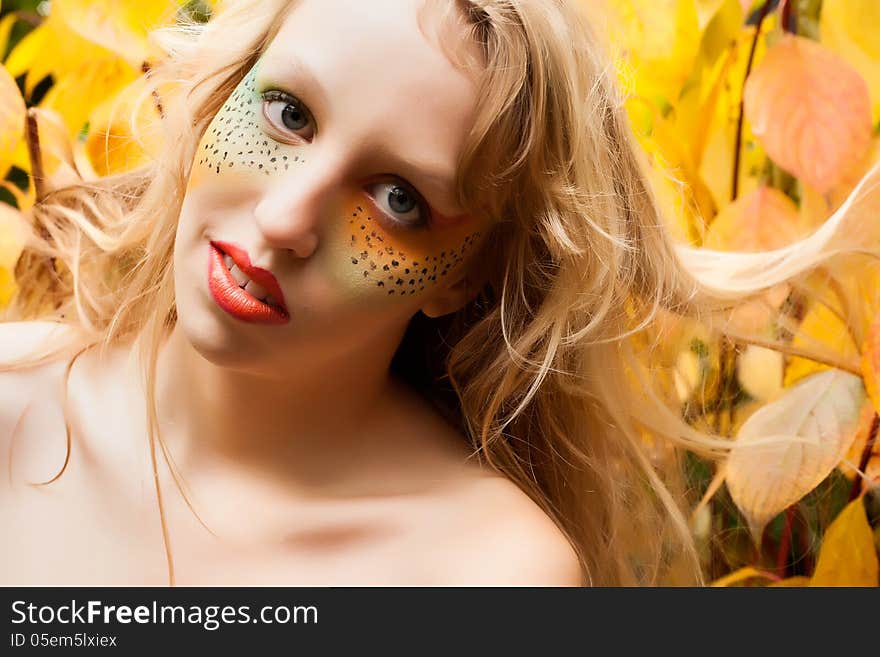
0, 0, 583, 585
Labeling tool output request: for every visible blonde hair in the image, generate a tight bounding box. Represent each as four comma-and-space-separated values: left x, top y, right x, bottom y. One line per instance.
4, 0, 879, 586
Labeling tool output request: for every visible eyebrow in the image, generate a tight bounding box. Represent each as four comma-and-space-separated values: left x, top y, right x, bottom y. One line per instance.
260, 53, 330, 120
260, 53, 461, 214
378, 149, 459, 212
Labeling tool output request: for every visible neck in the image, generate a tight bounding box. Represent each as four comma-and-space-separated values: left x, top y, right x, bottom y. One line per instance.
154, 320, 407, 485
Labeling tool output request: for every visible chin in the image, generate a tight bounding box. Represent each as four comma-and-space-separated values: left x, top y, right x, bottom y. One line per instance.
172, 271, 260, 370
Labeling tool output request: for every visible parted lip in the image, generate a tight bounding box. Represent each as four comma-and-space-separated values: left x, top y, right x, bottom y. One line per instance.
209, 240, 288, 312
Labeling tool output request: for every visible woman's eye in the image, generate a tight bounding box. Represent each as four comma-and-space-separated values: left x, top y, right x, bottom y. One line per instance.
261, 90, 315, 140
366, 181, 431, 230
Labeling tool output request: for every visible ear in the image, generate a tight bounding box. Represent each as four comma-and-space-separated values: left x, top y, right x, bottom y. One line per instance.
419, 256, 491, 319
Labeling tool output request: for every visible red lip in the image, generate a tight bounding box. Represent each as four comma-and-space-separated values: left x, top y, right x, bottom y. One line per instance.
207, 241, 290, 325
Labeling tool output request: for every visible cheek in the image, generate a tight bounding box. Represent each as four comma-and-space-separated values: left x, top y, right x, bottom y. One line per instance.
191, 66, 305, 191
188, 67, 483, 306
318, 197, 483, 303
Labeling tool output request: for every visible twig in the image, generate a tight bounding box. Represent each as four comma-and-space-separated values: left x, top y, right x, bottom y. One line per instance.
25, 109, 45, 202
779, 0, 796, 34
24, 108, 62, 308
732, 0, 772, 201
718, 0, 773, 435
776, 506, 795, 578
849, 412, 879, 501
141, 61, 165, 119
725, 332, 861, 376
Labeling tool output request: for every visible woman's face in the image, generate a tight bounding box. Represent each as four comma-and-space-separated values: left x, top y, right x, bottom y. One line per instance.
174, 0, 492, 371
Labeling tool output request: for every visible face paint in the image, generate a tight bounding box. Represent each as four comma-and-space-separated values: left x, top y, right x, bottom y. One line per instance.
190, 59, 487, 308
320, 196, 482, 302
193, 64, 305, 188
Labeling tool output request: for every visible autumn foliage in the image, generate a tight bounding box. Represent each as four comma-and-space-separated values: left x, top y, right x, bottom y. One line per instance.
0, 0, 878, 585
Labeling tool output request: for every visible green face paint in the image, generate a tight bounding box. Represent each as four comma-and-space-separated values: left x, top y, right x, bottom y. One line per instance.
193, 65, 305, 185
191, 61, 486, 306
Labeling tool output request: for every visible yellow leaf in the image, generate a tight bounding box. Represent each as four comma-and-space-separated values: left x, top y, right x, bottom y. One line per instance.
641, 150, 704, 245
52, 0, 180, 67
40, 57, 138, 140
744, 34, 873, 194
601, 0, 701, 106
11, 107, 84, 189
4, 20, 52, 95
859, 308, 880, 420
820, 0, 880, 124
4, 10, 140, 138
0, 63, 25, 178
0, 13, 19, 64
676, 0, 743, 168
670, 325, 722, 407
5, 13, 117, 97
0, 200, 26, 269
698, 22, 773, 210
769, 576, 810, 587
80, 76, 164, 177
0, 265, 16, 308
710, 565, 779, 587
736, 344, 783, 402
674, 349, 700, 403
784, 301, 860, 388
810, 498, 879, 586
0, 200, 26, 310
725, 369, 866, 540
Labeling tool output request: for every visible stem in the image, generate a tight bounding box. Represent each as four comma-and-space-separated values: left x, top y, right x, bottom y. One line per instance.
24, 109, 63, 308
732, 0, 772, 202
141, 61, 166, 119
776, 506, 795, 578
25, 109, 46, 202
725, 333, 862, 376
849, 412, 879, 501
721, 0, 773, 434
714, 338, 737, 435
779, 0, 796, 33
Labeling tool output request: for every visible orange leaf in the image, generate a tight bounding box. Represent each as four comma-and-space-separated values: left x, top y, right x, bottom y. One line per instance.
744, 34, 872, 193
703, 186, 806, 251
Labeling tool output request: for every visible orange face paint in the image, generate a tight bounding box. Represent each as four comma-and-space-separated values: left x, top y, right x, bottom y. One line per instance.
316, 194, 482, 301
191, 61, 486, 305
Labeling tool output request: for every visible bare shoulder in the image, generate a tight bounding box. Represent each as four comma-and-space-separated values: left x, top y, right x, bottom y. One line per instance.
0, 319, 77, 365
0, 320, 76, 465
435, 473, 584, 586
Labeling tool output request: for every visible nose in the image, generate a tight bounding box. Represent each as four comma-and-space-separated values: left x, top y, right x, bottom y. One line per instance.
252, 153, 343, 259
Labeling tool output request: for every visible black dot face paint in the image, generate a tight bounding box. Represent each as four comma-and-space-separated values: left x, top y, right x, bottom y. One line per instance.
190, 60, 487, 305
328, 203, 481, 300
192, 65, 306, 186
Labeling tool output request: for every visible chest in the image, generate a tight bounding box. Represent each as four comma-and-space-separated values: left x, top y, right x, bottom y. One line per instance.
1, 355, 470, 585
1, 460, 449, 585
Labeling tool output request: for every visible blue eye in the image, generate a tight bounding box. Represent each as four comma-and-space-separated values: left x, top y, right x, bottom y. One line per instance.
262, 90, 315, 140
366, 181, 430, 230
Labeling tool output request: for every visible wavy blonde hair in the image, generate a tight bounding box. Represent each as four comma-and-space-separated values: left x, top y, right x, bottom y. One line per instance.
4, 0, 880, 586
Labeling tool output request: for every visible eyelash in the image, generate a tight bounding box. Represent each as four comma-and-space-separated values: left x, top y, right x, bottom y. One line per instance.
259, 89, 433, 231
261, 89, 315, 141
364, 180, 431, 231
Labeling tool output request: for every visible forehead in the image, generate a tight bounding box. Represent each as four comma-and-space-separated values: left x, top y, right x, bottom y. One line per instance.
257, 0, 481, 198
